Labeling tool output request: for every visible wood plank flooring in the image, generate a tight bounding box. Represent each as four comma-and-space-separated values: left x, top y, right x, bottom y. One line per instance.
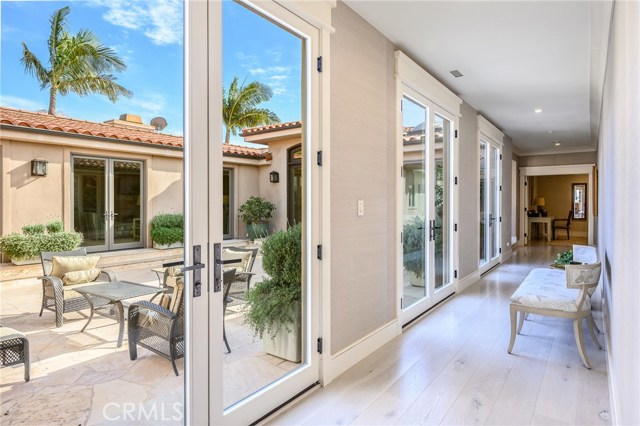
267, 244, 611, 426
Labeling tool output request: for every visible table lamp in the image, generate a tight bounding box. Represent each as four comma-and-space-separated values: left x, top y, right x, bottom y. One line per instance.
535, 197, 546, 214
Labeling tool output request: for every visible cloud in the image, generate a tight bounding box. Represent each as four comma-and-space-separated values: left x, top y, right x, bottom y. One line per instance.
94, 0, 183, 45
249, 67, 266, 75
0, 95, 45, 111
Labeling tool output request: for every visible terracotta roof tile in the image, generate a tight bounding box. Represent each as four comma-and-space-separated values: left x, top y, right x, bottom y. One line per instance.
222, 143, 269, 158
241, 121, 302, 136
0, 106, 183, 148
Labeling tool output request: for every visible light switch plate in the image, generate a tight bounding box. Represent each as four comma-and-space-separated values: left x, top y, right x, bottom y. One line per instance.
357, 200, 364, 216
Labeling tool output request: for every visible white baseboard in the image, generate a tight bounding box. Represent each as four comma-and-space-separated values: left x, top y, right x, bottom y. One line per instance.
321, 320, 398, 385
501, 247, 513, 262
457, 270, 480, 293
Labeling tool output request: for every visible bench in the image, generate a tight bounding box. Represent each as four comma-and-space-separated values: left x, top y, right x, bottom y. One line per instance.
507, 245, 602, 369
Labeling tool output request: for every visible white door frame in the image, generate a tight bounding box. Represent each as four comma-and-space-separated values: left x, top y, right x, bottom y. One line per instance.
519, 164, 595, 246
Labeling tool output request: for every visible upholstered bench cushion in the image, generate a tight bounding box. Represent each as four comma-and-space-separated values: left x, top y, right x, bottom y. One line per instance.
510, 268, 590, 312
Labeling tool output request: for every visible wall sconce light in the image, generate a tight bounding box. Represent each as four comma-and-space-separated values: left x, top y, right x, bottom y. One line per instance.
31, 159, 48, 177
269, 171, 279, 183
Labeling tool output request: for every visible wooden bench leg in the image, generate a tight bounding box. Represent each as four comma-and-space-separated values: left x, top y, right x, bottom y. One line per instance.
508, 305, 517, 354
574, 318, 592, 369
517, 311, 526, 334
587, 315, 602, 349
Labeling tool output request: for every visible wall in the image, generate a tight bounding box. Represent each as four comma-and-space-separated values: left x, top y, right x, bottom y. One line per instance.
330, 2, 396, 354
531, 174, 589, 237
598, 1, 640, 424
519, 151, 596, 167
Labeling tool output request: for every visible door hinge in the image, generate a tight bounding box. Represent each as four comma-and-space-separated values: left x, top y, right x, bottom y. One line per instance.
454, 176, 458, 185
500, 185, 502, 191
524, 207, 528, 212
454, 270, 458, 278
525, 232, 528, 238
499, 248, 502, 254
317, 244, 323, 260
499, 216, 502, 223
455, 129, 458, 138
400, 298, 403, 309
317, 150, 323, 166
454, 223, 458, 232
401, 167, 403, 178
400, 232, 403, 244
317, 337, 323, 354
524, 181, 528, 186
317, 56, 323, 72
500, 154, 503, 160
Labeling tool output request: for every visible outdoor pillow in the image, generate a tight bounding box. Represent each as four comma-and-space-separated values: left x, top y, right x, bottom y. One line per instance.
61, 268, 102, 286
51, 255, 100, 278
169, 278, 184, 314
222, 248, 252, 272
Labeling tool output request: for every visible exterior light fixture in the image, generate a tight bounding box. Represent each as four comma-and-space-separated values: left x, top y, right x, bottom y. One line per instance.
31, 159, 48, 176
269, 171, 279, 183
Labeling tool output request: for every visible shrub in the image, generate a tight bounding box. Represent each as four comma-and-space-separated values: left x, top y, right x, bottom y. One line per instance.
238, 196, 276, 225
150, 213, 184, 246
403, 216, 425, 278
46, 220, 64, 233
0, 231, 83, 262
22, 224, 45, 235
245, 224, 301, 339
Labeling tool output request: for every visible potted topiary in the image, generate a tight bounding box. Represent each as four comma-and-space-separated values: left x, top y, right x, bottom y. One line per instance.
403, 216, 425, 286
0, 220, 83, 265
238, 196, 276, 240
244, 223, 301, 362
150, 213, 184, 249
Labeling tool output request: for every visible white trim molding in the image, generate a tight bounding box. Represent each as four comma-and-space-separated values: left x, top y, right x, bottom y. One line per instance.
478, 115, 504, 146
457, 270, 481, 293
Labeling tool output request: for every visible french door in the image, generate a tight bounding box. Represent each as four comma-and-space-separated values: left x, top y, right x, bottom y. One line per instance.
479, 139, 501, 273
399, 87, 455, 325
72, 155, 144, 252
186, 1, 321, 424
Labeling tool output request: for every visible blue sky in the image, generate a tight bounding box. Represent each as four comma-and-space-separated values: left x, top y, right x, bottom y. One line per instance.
1, 0, 301, 143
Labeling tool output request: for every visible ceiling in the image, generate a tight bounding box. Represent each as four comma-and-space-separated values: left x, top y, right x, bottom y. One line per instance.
344, 0, 613, 156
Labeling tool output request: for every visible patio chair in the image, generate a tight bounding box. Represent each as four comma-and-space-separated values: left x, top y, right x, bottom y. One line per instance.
128, 266, 185, 376
222, 246, 259, 293
0, 325, 30, 382
39, 248, 118, 327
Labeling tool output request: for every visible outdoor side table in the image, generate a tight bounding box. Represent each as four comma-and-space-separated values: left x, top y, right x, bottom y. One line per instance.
74, 281, 163, 348
0, 325, 30, 382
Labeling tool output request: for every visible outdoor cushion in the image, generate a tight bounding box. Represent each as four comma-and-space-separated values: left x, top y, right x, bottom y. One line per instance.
43, 282, 102, 300
51, 255, 100, 278
222, 248, 252, 273
61, 268, 101, 286
510, 268, 590, 312
169, 278, 184, 314
0, 326, 26, 341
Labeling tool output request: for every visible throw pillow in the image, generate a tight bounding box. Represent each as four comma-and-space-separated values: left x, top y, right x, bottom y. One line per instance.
51, 255, 100, 278
61, 269, 102, 285
222, 248, 252, 272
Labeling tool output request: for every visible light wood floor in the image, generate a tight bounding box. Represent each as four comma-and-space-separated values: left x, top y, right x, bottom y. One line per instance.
268, 243, 611, 426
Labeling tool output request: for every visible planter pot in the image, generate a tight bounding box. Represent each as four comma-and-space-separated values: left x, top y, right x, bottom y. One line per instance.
409, 271, 425, 287
11, 258, 40, 266
262, 322, 301, 363
153, 242, 184, 250
247, 223, 269, 240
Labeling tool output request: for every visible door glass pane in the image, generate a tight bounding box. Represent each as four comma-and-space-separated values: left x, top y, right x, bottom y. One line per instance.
223, 169, 232, 238
490, 146, 499, 258
73, 157, 106, 247
222, 0, 304, 408
434, 114, 450, 289
402, 96, 427, 306
479, 142, 487, 265
113, 160, 142, 245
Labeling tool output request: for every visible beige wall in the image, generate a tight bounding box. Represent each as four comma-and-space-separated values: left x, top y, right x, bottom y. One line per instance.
330, 2, 396, 354
519, 151, 596, 167
531, 174, 589, 237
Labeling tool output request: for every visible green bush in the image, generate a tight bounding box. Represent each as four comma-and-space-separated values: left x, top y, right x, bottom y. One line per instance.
245, 224, 301, 339
238, 196, 275, 225
0, 231, 83, 262
403, 216, 425, 278
46, 220, 64, 233
150, 213, 184, 246
22, 224, 45, 235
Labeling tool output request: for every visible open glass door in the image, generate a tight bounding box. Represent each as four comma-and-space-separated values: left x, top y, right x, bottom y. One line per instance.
479, 139, 501, 273
400, 88, 455, 325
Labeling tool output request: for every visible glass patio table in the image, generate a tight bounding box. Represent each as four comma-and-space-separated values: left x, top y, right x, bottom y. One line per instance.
74, 281, 164, 347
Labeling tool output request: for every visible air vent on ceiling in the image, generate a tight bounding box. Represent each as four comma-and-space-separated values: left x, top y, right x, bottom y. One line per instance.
450, 70, 463, 78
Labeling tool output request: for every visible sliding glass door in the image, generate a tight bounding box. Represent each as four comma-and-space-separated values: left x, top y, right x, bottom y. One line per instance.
400, 88, 455, 325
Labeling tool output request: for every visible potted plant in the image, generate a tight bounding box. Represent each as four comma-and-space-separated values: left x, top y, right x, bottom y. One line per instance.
0, 220, 82, 265
245, 224, 301, 362
552, 249, 574, 268
238, 196, 276, 240
150, 213, 184, 249
403, 216, 425, 286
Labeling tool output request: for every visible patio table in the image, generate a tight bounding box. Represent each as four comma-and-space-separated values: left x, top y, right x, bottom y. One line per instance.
74, 281, 163, 347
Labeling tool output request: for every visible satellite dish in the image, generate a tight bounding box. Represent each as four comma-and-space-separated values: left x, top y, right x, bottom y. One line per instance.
150, 117, 168, 131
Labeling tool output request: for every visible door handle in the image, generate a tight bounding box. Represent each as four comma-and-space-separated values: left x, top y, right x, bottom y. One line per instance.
166, 245, 205, 297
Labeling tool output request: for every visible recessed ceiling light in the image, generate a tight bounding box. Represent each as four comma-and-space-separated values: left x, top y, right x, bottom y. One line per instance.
450, 70, 463, 78
546, 130, 556, 134
535, 108, 543, 113
554, 141, 561, 146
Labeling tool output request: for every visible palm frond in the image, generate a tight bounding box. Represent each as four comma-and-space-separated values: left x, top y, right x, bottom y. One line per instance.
48, 6, 70, 64
20, 43, 50, 88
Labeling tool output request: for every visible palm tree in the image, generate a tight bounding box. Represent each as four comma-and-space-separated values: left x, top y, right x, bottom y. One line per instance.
223, 76, 280, 144
20, 6, 132, 116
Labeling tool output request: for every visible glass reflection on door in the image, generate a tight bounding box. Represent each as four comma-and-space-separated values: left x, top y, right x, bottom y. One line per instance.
490, 146, 499, 258
402, 96, 428, 307
433, 114, 450, 289
479, 142, 487, 264
73, 157, 106, 248
113, 160, 142, 245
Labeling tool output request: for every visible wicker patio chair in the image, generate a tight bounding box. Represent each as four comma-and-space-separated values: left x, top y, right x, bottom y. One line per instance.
222, 246, 259, 293
0, 325, 30, 382
39, 248, 118, 327
128, 267, 185, 376
222, 268, 237, 353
